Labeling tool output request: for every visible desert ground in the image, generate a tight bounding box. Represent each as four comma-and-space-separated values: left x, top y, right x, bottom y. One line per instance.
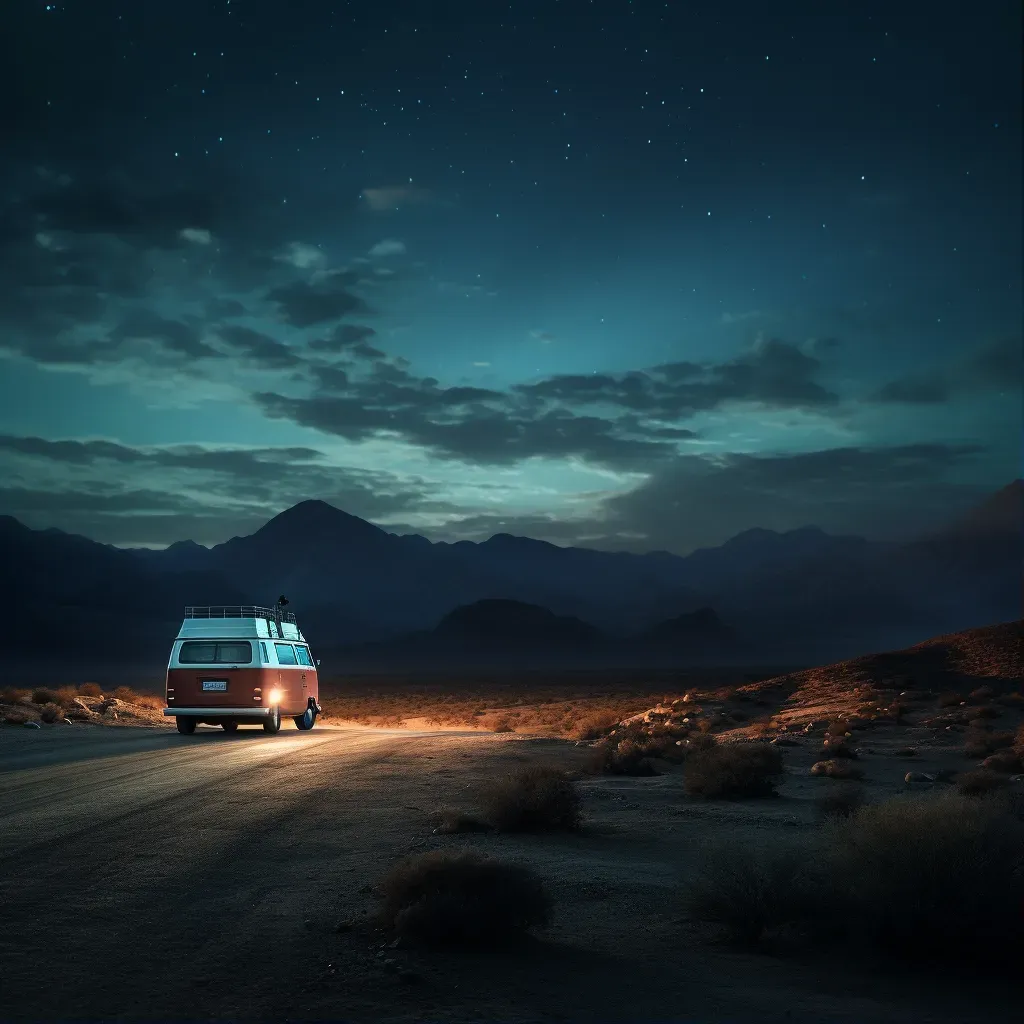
1, 621, 1021, 1023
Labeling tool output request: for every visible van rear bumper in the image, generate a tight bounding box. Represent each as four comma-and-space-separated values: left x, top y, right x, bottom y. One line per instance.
163, 707, 273, 718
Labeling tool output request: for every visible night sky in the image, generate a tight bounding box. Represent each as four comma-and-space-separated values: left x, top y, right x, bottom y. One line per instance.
2, 1, 1020, 552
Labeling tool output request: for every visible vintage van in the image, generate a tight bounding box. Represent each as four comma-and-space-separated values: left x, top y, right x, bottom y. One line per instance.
163, 606, 321, 735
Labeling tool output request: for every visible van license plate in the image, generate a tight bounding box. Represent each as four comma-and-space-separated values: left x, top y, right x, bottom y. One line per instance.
202, 680, 228, 692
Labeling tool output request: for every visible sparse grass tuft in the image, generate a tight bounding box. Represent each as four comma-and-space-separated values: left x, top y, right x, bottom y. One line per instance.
77, 682, 103, 697
2, 709, 30, 725
981, 751, 1023, 773
378, 850, 551, 945
586, 738, 658, 776
937, 691, 964, 708
684, 742, 784, 800
820, 737, 858, 759
431, 807, 492, 834
31, 687, 60, 705
480, 765, 582, 832
571, 711, 621, 741
963, 730, 1015, 758
814, 785, 865, 820
686, 840, 814, 945
0, 686, 29, 705
956, 770, 1007, 797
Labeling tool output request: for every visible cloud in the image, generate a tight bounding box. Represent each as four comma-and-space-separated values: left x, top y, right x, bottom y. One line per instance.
0, 436, 443, 545
179, 227, 213, 245
216, 325, 303, 369
599, 442, 991, 551
369, 239, 406, 258
277, 241, 325, 269
361, 185, 432, 211
873, 337, 1022, 404
720, 310, 763, 325
530, 329, 555, 343
265, 275, 369, 327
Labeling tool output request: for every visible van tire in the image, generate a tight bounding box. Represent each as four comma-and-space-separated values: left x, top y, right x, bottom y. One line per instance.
263, 706, 282, 734
294, 705, 316, 731
222, 721, 239, 733
175, 717, 197, 735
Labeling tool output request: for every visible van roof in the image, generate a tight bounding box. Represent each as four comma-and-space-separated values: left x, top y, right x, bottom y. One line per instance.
176, 606, 306, 642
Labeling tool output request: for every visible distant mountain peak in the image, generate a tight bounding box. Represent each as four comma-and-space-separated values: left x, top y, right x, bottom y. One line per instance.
941, 480, 1023, 540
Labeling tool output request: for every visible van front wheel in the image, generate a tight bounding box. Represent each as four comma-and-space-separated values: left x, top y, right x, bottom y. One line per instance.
263, 706, 282, 734
175, 717, 197, 735
294, 705, 316, 731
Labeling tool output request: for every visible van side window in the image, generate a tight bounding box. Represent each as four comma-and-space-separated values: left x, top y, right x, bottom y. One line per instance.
274, 642, 297, 665
295, 645, 313, 667
260, 642, 268, 662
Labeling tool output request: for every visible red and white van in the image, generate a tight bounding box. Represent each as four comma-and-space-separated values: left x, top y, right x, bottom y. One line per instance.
163, 606, 321, 735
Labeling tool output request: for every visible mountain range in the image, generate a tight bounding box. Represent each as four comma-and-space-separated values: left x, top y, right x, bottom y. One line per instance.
1, 480, 1020, 683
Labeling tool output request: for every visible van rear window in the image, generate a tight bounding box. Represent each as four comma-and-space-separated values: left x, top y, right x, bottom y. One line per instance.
179, 641, 253, 665
274, 643, 297, 665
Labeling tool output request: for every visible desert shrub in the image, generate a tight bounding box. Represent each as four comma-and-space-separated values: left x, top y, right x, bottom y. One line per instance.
2, 709, 30, 725
432, 808, 492, 834
956, 770, 1007, 797
39, 702, 64, 724
686, 840, 815, 945
963, 730, 1014, 758
824, 719, 852, 738
480, 714, 515, 733
937, 691, 964, 708
77, 682, 103, 697
31, 687, 60, 705
981, 751, 1023, 773
966, 705, 999, 721
0, 686, 28, 705
819, 737, 858, 759
823, 792, 1024, 965
684, 743, 784, 799
378, 850, 551, 945
969, 685, 996, 701
815, 785, 865, 820
571, 710, 621, 741
810, 759, 864, 780
586, 738, 658, 776
376, 714, 406, 729
481, 765, 582, 832
997, 691, 1024, 708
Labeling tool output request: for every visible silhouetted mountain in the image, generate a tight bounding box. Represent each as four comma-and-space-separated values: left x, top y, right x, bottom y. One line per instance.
434, 598, 603, 649
641, 607, 736, 652
0, 481, 1019, 680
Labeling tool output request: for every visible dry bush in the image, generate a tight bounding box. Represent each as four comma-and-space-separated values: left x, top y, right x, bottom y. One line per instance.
683, 743, 784, 799
997, 691, 1024, 708
969, 685, 996, 701
963, 730, 1015, 758
77, 682, 103, 697
819, 737, 858, 759
981, 751, 1023, 773
810, 759, 864, 780
31, 687, 60, 705
956, 770, 1008, 797
2, 709, 30, 725
966, 705, 999, 721
937, 691, 964, 708
822, 792, 1024, 966
686, 840, 815, 945
571, 710, 622, 741
432, 808, 492, 834
586, 738, 658, 776
480, 714, 515, 733
39, 702, 64, 724
815, 785, 865, 820
54, 686, 79, 705
824, 719, 852, 738
481, 765, 582, 832
378, 850, 551, 945
0, 686, 28, 705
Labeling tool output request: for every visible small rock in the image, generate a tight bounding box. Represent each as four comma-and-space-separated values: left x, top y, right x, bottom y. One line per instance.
771, 737, 799, 746
63, 718, 73, 726
904, 771, 935, 786
334, 920, 352, 933
24, 721, 41, 729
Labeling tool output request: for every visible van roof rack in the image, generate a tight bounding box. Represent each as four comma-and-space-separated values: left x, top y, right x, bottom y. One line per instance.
183, 605, 297, 624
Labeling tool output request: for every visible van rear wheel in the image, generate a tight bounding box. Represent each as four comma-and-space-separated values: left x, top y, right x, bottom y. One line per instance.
293, 705, 316, 731
222, 721, 238, 733
263, 706, 282, 734
175, 717, 197, 735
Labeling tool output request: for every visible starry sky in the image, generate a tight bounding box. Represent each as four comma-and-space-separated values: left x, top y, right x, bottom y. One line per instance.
1, 0, 1020, 552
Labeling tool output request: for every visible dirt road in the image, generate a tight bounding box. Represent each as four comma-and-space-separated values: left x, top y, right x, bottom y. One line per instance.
0, 724, 1015, 1023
